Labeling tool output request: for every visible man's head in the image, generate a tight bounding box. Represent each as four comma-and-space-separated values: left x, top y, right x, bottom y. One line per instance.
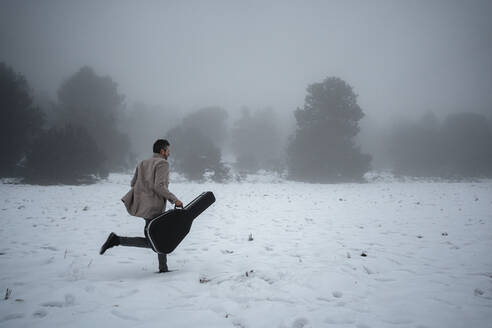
153, 139, 170, 159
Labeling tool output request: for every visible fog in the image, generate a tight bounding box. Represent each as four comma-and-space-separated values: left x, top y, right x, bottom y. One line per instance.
1, 0, 491, 178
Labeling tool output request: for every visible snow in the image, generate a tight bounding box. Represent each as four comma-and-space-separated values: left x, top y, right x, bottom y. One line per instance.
1, 174, 492, 327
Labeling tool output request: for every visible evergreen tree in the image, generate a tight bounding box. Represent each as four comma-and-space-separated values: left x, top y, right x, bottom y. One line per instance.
56, 66, 131, 170
24, 124, 106, 184
440, 112, 492, 178
0, 62, 44, 176
180, 106, 228, 147
287, 77, 371, 182
231, 107, 283, 173
166, 108, 229, 182
389, 111, 442, 177
388, 111, 492, 179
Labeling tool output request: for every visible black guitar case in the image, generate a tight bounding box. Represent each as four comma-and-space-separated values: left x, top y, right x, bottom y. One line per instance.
146, 191, 215, 254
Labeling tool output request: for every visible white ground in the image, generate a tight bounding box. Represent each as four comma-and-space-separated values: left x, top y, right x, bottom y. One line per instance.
0, 174, 491, 328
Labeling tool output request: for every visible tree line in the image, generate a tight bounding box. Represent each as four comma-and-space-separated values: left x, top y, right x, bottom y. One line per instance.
1, 61, 491, 184
388, 111, 492, 179
1, 63, 130, 184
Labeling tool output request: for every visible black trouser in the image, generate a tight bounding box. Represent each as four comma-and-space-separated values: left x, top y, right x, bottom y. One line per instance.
118, 219, 168, 271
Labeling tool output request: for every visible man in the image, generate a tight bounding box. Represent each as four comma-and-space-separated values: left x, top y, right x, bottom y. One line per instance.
99, 139, 183, 273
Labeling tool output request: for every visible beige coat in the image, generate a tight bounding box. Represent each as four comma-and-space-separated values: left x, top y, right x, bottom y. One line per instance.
122, 154, 178, 219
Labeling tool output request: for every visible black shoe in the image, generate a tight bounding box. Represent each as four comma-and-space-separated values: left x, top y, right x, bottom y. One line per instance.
99, 232, 119, 255
158, 268, 170, 273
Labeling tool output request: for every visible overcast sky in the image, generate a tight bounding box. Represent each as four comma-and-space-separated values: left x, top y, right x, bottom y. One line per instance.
1, 0, 491, 122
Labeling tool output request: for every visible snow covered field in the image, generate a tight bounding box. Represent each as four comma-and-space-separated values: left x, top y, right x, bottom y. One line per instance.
1, 174, 491, 328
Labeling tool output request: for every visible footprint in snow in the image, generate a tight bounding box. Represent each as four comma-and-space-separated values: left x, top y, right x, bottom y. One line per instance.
291, 317, 309, 328
325, 317, 355, 324
41, 301, 64, 308
111, 309, 138, 321
332, 291, 343, 298
118, 289, 139, 298
444, 241, 460, 250
0, 313, 24, 322
474, 288, 484, 296
43, 256, 55, 265
32, 309, 48, 318
382, 318, 414, 325
41, 294, 75, 308
356, 324, 371, 328
40, 246, 58, 251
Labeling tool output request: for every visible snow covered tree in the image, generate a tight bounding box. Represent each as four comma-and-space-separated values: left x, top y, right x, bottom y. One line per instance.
287, 77, 371, 182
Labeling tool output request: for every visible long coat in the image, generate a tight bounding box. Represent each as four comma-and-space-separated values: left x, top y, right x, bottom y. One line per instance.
122, 153, 178, 219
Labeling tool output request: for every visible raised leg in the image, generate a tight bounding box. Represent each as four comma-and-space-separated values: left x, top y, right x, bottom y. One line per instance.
118, 236, 151, 248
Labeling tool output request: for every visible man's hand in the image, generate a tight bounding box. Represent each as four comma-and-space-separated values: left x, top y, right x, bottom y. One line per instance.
174, 200, 183, 208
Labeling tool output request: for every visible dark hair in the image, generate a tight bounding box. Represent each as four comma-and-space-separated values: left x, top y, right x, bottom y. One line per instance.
153, 139, 170, 153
